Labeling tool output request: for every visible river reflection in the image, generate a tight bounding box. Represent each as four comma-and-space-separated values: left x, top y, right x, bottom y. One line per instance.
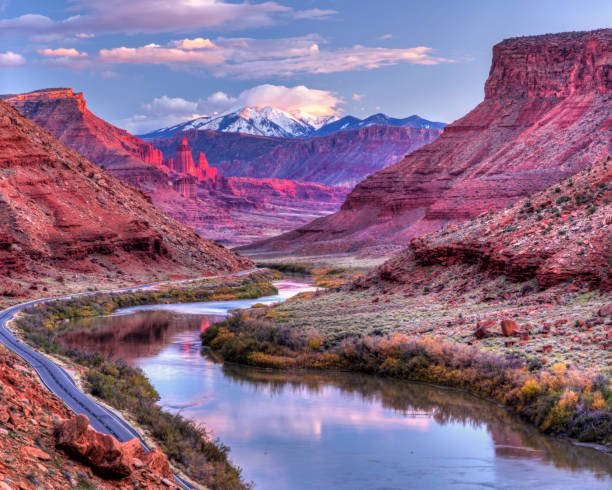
60, 281, 612, 490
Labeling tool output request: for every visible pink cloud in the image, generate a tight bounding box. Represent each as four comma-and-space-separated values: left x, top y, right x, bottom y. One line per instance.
0, 1, 336, 35
38, 48, 88, 57
98, 36, 454, 78
99, 43, 224, 65
171, 38, 217, 50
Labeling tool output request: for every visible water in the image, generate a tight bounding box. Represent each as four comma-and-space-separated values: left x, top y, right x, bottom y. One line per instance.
62, 280, 612, 489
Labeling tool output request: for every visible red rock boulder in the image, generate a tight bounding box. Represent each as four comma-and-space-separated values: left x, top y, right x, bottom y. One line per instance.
55, 414, 174, 482
500, 319, 519, 337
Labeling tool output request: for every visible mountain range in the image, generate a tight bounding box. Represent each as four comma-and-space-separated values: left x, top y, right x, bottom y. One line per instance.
138, 106, 445, 140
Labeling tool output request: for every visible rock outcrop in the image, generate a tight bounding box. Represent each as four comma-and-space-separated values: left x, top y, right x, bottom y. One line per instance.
153, 124, 441, 187
0, 345, 178, 488
55, 414, 173, 481
241, 29, 611, 257
173, 137, 197, 175
0, 99, 251, 299
373, 157, 611, 290
1, 88, 163, 170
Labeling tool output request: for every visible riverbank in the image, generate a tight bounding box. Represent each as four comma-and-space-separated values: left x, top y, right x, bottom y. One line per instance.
9, 269, 279, 489
201, 264, 612, 449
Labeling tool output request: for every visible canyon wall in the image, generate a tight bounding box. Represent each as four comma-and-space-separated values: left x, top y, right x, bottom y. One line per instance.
0, 99, 250, 295
241, 29, 611, 257
152, 124, 441, 187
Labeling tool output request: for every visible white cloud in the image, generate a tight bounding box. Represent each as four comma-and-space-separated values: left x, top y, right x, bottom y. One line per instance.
352, 93, 364, 101
377, 34, 392, 40
76, 32, 95, 38
0, 51, 25, 67
98, 35, 454, 78
171, 37, 217, 50
116, 84, 342, 134
235, 84, 341, 116
0, 1, 336, 35
38, 48, 88, 57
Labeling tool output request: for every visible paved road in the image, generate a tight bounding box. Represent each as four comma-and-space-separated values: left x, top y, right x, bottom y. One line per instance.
0, 268, 261, 489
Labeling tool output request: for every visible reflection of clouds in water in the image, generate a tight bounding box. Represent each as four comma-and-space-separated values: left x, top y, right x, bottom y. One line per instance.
110, 279, 612, 490
161, 384, 433, 445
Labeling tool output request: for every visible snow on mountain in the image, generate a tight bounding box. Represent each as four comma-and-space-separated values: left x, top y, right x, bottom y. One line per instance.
138, 107, 444, 140
139, 106, 338, 140
313, 113, 446, 136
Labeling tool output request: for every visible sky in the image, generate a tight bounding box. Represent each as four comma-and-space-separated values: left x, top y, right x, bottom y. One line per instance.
0, 0, 610, 134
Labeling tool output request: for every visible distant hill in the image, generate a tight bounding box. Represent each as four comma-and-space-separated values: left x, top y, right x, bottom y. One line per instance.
313, 113, 446, 136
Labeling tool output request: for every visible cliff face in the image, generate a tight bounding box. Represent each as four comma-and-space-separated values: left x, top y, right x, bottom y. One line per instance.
374, 157, 611, 290
152, 124, 441, 187
1, 88, 163, 169
0, 99, 250, 298
241, 29, 611, 256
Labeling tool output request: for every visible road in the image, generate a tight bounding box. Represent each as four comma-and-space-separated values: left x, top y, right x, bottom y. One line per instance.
0, 268, 261, 489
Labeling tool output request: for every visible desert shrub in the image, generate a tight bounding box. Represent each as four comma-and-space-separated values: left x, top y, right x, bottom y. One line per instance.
202, 306, 612, 445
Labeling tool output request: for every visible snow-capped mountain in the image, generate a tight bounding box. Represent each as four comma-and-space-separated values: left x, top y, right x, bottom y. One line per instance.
138, 107, 445, 140
139, 106, 338, 140
313, 113, 446, 136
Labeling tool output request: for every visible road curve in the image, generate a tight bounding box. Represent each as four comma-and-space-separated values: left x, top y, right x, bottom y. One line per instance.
0, 268, 262, 489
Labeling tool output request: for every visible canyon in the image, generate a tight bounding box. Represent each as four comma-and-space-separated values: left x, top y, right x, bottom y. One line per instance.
241, 29, 612, 257
0, 99, 250, 301
5, 89, 434, 244
151, 124, 440, 187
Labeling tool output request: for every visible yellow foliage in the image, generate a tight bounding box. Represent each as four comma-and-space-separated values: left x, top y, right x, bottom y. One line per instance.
591, 390, 606, 411
308, 336, 323, 351
551, 363, 567, 377
520, 379, 542, 401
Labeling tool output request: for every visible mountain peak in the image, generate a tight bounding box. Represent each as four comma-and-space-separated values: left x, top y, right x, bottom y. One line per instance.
139, 106, 444, 140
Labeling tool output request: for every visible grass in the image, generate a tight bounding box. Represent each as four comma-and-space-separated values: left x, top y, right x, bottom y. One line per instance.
12, 272, 279, 489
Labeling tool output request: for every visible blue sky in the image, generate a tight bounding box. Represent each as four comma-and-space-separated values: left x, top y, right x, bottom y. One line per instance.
1, 0, 610, 133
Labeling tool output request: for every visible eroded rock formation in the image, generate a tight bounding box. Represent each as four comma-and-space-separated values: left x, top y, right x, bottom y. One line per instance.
242, 29, 611, 257
0, 346, 178, 488
372, 157, 611, 290
153, 124, 441, 187
0, 99, 251, 294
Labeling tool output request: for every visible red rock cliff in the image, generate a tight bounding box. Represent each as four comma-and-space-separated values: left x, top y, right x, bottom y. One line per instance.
242, 29, 611, 256
152, 124, 441, 187
0, 99, 251, 293
1, 88, 163, 169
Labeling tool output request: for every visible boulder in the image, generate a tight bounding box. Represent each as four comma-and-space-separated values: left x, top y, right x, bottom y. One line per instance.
500, 319, 518, 337
54, 414, 175, 482
598, 303, 612, 317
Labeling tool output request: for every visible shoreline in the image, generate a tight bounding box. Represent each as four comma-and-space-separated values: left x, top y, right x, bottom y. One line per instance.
2, 269, 279, 490
202, 298, 612, 450
207, 348, 612, 455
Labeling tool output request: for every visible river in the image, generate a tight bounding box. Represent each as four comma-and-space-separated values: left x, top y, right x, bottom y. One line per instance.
61, 280, 612, 489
